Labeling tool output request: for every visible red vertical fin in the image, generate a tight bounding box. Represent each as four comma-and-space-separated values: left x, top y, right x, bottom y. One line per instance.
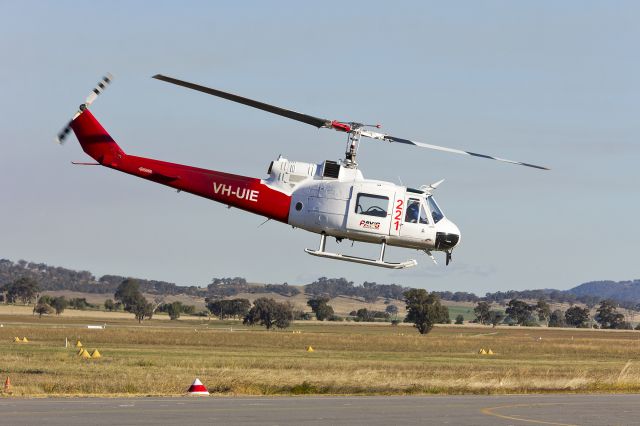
70, 109, 126, 166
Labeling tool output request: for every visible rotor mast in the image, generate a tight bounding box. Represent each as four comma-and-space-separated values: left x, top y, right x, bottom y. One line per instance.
344, 126, 361, 168
343, 123, 384, 168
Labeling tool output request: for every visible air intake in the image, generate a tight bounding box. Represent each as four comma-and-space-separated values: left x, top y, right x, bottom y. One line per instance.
323, 160, 340, 179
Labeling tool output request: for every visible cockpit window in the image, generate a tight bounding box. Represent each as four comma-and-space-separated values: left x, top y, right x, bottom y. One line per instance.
405, 198, 429, 224
355, 193, 389, 218
427, 196, 444, 224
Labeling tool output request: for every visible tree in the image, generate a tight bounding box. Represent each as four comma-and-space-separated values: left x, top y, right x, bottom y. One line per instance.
207, 298, 251, 319
595, 300, 626, 329
307, 297, 334, 321
166, 301, 183, 320
548, 309, 566, 327
4, 277, 40, 304
34, 303, 53, 318
114, 279, 144, 310
565, 306, 590, 328
51, 296, 68, 315
455, 314, 464, 325
505, 299, 534, 326
487, 310, 504, 327
230, 299, 250, 318
403, 289, 449, 334
473, 301, 491, 325
207, 299, 229, 319
69, 298, 95, 310
104, 299, 115, 311
362, 282, 379, 303
536, 299, 551, 325
114, 278, 150, 322
355, 308, 374, 322
38, 295, 53, 305
182, 304, 196, 315
273, 301, 295, 329
243, 297, 293, 329
385, 304, 399, 319
131, 301, 154, 323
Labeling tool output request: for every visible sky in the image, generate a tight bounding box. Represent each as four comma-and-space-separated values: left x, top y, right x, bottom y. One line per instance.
1, 1, 638, 295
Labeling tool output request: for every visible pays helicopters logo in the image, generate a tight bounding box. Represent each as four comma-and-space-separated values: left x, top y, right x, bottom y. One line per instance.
212, 182, 259, 202
359, 219, 381, 230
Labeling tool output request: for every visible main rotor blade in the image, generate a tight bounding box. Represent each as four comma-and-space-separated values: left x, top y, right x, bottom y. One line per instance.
384, 135, 550, 170
153, 74, 333, 129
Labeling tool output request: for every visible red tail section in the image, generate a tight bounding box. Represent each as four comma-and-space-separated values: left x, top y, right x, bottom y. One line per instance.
70, 110, 291, 222
70, 109, 126, 166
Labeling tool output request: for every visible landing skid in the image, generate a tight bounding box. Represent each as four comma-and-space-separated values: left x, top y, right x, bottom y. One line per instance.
305, 234, 417, 269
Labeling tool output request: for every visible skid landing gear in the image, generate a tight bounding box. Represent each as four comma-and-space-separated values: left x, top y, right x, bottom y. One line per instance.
304, 234, 417, 269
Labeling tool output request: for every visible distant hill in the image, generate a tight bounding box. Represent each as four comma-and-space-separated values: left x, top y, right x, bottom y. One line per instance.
569, 280, 640, 305
0, 259, 202, 296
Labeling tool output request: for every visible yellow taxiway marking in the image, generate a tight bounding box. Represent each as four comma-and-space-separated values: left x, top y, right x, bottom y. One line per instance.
481, 403, 577, 426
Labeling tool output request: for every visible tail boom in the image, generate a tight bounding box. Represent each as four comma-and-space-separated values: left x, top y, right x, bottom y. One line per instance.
70, 110, 291, 222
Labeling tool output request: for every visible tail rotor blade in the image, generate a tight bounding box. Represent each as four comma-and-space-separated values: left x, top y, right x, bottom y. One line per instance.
85, 73, 113, 106
56, 121, 73, 145
56, 73, 113, 145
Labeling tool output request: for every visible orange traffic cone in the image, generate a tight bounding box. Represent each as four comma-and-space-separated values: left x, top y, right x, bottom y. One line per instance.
3, 377, 11, 394
187, 378, 209, 396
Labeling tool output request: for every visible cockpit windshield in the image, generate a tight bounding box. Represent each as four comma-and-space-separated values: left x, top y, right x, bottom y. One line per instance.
427, 196, 444, 224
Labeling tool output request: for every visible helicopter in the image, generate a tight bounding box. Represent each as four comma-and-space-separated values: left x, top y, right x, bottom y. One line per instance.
57, 74, 548, 269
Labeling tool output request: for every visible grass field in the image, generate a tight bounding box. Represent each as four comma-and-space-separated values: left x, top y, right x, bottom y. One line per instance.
1, 312, 640, 397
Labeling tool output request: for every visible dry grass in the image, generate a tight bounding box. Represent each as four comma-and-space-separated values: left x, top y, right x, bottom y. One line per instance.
1, 313, 640, 397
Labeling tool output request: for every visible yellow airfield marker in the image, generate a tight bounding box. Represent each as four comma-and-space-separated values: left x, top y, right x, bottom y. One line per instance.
306, 346, 315, 352
91, 349, 102, 359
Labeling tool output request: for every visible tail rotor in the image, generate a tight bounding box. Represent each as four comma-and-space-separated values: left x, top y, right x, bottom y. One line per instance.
56, 73, 113, 145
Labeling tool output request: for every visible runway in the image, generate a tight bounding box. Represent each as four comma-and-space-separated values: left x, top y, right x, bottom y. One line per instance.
1, 394, 638, 425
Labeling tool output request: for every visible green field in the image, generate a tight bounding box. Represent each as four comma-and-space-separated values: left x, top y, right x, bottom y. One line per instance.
445, 305, 476, 321
1, 313, 639, 397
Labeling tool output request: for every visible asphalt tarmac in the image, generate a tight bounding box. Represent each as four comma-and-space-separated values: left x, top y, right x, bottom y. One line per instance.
1, 394, 638, 425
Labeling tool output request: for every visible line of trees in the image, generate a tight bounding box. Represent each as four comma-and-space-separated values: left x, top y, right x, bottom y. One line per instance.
156, 301, 197, 320
472, 298, 636, 330
304, 277, 410, 302
6, 257, 640, 311
206, 298, 251, 319
3, 272, 639, 333
2, 277, 40, 304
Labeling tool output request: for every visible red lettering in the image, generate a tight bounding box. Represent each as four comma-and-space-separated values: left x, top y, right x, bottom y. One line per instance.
393, 199, 404, 231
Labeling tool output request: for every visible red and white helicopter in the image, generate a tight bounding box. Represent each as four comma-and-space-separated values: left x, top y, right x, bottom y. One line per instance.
58, 74, 548, 269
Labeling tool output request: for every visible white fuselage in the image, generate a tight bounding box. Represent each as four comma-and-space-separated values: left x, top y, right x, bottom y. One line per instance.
264, 157, 461, 252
